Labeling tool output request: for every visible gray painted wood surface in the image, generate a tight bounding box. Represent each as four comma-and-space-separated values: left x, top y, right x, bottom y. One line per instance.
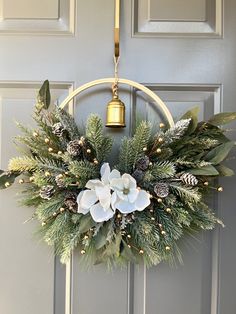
0, 0, 235, 313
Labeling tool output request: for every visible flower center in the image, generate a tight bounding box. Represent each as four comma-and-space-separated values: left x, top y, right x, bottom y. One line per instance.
123, 188, 130, 195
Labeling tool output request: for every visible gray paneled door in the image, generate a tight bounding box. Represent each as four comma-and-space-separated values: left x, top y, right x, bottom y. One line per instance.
0, 1, 235, 314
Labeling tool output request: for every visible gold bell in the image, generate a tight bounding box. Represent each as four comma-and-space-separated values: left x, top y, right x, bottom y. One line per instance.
106, 95, 125, 128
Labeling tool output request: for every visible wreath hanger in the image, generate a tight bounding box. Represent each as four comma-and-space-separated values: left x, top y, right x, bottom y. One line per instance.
59, 0, 175, 128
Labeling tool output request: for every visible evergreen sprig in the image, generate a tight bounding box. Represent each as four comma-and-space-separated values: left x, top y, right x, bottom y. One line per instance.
55, 107, 80, 140
86, 115, 113, 163
117, 121, 151, 173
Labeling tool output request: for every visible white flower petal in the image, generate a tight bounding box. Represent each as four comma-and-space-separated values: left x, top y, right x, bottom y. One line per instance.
127, 189, 139, 203
100, 163, 111, 185
110, 178, 124, 191
95, 185, 110, 199
80, 190, 98, 208
78, 205, 90, 215
116, 200, 136, 214
111, 192, 118, 210
122, 173, 137, 189
86, 179, 103, 190
95, 185, 111, 210
135, 190, 151, 211
122, 176, 130, 189
90, 203, 115, 222
77, 191, 90, 214
116, 190, 128, 201
76, 190, 84, 203
109, 169, 121, 181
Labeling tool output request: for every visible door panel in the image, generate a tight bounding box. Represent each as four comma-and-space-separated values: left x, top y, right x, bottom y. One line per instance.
0, 1, 235, 314
0, 83, 71, 314
132, 0, 222, 37
0, 0, 75, 35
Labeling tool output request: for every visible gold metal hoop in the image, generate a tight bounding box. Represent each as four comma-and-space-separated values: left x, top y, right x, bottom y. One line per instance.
59, 78, 175, 127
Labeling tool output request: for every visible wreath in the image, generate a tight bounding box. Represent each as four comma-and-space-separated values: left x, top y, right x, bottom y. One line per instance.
1, 80, 236, 268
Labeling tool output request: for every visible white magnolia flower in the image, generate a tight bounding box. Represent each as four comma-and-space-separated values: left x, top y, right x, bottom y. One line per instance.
77, 163, 119, 222
77, 163, 151, 222
110, 173, 151, 214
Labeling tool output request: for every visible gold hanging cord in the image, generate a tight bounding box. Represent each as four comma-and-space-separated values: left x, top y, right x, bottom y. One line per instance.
113, 0, 120, 97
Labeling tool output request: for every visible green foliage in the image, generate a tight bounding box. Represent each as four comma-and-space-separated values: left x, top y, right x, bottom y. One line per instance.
69, 160, 99, 185
205, 141, 235, 164
170, 183, 201, 205
117, 121, 151, 173
78, 215, 96, 233
0, 171, 20, 189
208, 112, 236, 126
86, 115, 113, 163
36, 197, 64, 222
2, 82, 236, 270
16, 122, 60, 159
8, 156, 38, 172
116, 137, 133, 173
36, 80, 51, 111
20, 188, 42, 207
188, 165, 219, 176
216, 164, 234, 176
131, 121, 151, 164
162, 119, 191, 144
144, 161, 176, 181
180, 106, 199, 134
55, 107, 80, 140
190, 208, 218, 230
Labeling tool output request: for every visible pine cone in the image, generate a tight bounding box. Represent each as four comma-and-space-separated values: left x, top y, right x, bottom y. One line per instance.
154, 182, 169, 198
132, 169, 144, 182
180, 173, 198, 186
65, 199, 78, 212
64, 191, 78, 212
65, 191, 77, 200
39, 185, 55, 200
52, 122, 65, 137
67, 140, 81, 156
136, 156, 150, 171
55, 174, 65, 188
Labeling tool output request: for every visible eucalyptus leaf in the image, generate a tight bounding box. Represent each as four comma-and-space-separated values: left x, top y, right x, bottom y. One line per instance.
0, 172, 20, 189
180, 106, 199, 134
103, 233, 122, 258
216, 164, 234, 176
94, 223, 110, 250
205, 141, 235, 165
196, 122, 229, 143
37, 80, 51, 110
94, 233, 107, 250
78, 215, 96, 233
188, 165, 219, 176
208, 112, 236, 126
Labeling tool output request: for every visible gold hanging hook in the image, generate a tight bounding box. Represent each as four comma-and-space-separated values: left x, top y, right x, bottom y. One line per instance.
114, 0, 120, 61
106, 0, 126, 128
